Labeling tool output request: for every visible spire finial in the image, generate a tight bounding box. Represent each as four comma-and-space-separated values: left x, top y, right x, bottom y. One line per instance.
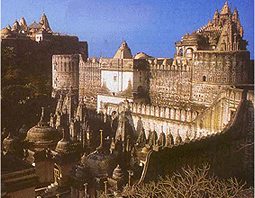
39, 107, 45, 122
96, 129, 107, 153
99, 130, 104, 148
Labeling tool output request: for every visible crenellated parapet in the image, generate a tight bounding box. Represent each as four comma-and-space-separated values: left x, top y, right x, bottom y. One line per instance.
149, 57, 192, 107
100, 58, 134, 71
148, 58, 191, 72
127, 102, 198, 123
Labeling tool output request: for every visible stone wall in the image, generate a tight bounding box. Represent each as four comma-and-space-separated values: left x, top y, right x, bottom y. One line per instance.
149, 59, 192, 107
52, 54, 79, 96
141, 89, 254, 186
111, 88, 243, 145
79, 57, 101, 109
191, 51, 250, 106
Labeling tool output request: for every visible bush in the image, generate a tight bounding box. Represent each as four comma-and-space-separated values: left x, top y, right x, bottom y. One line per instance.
127, 164, 245, 198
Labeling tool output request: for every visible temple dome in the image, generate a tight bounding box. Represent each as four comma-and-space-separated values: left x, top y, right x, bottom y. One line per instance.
55, 135, 71, 154
2, 133, 19, 154
25, 107, 61, 149
69, 163, 91, 190
83, 130, 116, 178
1, 28, 12, 35
112, 165, 125, 181
1, 28, 13, 39
39, 13, 51, 31
55, 126, 78, 154
113, 40, 132, 59
133, 52, 152, 59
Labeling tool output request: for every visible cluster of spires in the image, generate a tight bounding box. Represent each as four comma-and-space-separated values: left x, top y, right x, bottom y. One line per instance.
5, 13, 51, 33
198, 1, 243, 36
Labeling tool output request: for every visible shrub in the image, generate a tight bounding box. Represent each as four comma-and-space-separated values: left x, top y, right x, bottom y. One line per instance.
127, 164, 245, 198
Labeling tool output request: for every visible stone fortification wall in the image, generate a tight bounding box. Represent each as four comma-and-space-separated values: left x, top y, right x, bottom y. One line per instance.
148, 58, 192, 107
191, 51, 250, 106
52, 54, 79, 96
113, 88, 243, 146
140, 88, 253, 186
79, 57, 101, 109
100, 58, 134, 70
192, 88, 243, 136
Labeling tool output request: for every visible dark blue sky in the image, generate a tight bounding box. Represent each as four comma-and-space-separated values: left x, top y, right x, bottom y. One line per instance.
1, 0, 254, 59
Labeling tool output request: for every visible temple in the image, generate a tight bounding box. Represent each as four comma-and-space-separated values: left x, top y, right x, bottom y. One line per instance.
1, 2, 254, 198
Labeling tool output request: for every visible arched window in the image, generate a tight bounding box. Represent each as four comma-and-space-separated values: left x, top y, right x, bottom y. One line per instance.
185, 48, 193, 58
203, 75, 206, 82
179, 49, 183, 56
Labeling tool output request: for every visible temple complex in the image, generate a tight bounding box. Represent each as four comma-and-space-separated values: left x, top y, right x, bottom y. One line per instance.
1, 2, 254, 198
1, 13, 88, 77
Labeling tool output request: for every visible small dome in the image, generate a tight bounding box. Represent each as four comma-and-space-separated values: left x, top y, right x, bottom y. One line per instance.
28, 22, 42, 29
85, 151, 115, 178
55, 138, 71, 154
19, 124, 29, 140
1, 28, 12, 35
55, 127, 73, 153
112, 165, 125, 181
25, 107, 61, 148
69, 163, 90, 189
2, 133, 18, 154
2, 132, 23, 157
84, 130, 116, 178
133, 52, 151, 59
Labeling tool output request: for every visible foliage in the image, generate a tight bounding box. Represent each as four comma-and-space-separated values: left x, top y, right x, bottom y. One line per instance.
98, 164, 246, 198
1, 46, 54, 131
128, 164, 245, 198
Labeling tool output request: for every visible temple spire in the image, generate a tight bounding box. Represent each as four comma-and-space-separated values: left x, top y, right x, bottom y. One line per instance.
38, 107, 47, 125
19, 17, 27, 26
213, 9, 219, 24
232, 7, 239, 22
220, 1, 231, 15
39, 13, 51, 30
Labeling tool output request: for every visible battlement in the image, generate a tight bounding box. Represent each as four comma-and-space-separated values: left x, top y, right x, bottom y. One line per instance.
120, 101, 199, 123
100, 58, 134, 70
